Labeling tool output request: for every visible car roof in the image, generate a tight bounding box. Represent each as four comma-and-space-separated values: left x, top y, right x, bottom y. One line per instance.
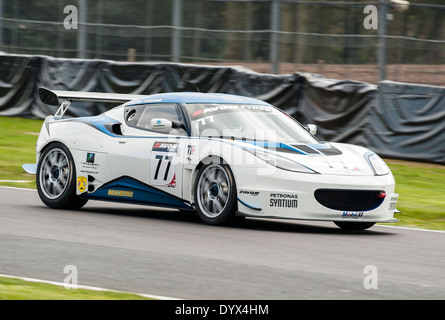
126, 92, 272, 107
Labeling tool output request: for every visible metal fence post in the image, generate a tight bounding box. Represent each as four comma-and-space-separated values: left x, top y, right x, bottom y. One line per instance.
77, 0, 87, 59
172, 0, 182, 62
378, 0, 387, 81
0, 0, 3, 52
270, 0, 280, 74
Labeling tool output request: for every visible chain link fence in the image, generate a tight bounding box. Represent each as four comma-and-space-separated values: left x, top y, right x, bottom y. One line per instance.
0, 0, 444, 85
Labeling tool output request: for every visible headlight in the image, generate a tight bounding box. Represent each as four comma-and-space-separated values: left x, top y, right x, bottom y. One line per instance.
367, 153, 390, 176
252, 150, 317, 174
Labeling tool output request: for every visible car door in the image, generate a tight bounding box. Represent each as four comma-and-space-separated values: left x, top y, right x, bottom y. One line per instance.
108, 103, 188, 199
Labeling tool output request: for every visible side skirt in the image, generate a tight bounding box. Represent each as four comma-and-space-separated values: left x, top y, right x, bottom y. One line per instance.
82, 176, 193, 210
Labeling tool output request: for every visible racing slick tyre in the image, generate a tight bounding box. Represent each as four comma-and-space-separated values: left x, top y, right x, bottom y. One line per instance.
334, 221, 376, 230
194, 161, 238, 226
36, 142, 88, 210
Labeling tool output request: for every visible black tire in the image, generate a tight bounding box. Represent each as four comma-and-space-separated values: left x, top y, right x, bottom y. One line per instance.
194, 161, 238, 226
36, 142, 88, 210
334, 221, 376, 231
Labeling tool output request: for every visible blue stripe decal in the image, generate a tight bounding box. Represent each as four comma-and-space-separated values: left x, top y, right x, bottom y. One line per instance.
279, 142, 307, 154
237, 198, 262, 211
239, 140, 306, 155
59, 115, 187, 139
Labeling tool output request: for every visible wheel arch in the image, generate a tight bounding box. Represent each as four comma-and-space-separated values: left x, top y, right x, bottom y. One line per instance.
37, 139, 68, 160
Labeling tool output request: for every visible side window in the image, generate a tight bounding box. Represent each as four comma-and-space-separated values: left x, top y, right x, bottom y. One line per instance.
125, 103, 186, 135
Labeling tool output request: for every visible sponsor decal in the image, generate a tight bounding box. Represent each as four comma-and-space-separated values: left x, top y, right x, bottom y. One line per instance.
269, 193, 298, 208
77, 176, 87, 193
192, 109, 203, 117
192, 105, 272, 118
150, 142, 178, 187
342, 211, 364, 219
388, 202, 397, 211
388, 195, 398, 211
152, 141, 179, 153
152, 119, 164, 128
86, 152, 95, 163
131, 98, 162, 104
187, 145, 196, 156
197, 116, 214, 126
240, 190, 260, 196
108, 190, 134, 198
238, 190, 261, 210
166, 174, 176, 188
81, 152, 100, 175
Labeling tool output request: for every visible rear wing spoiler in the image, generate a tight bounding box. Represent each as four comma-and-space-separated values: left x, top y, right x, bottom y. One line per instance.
38, 88, 146, 119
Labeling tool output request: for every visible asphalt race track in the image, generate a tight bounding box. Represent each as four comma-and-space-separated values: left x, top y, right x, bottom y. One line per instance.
1, 186, 444, 300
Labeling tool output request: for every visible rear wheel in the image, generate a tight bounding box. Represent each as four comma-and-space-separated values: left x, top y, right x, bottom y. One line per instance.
194, 162, 238, 225
37, 142, 88, 210
334, 221, 375, 230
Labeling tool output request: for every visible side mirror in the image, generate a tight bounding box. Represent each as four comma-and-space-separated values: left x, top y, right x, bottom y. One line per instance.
306, 124, 317, 135
151, 118, 172, 130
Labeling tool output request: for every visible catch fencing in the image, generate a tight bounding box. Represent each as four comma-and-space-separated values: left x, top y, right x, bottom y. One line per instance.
0, 0, 444, 85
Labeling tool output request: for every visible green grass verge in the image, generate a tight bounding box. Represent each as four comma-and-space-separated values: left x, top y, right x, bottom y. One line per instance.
0, 116, 444, 230
0, 276, 152, 300
385, 159, 445, 230
0, 116, 42, 190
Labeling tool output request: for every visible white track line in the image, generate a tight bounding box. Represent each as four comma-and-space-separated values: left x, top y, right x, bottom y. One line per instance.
0, 186, 36, 191
377, 224, 445, 233
0, 274, 181, 300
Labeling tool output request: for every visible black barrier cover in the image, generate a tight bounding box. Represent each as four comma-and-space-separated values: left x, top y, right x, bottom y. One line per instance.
0, 54, 443, 164
371, 81, 445, 164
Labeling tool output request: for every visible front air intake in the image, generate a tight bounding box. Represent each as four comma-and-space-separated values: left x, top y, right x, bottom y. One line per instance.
314, 189, 385, 211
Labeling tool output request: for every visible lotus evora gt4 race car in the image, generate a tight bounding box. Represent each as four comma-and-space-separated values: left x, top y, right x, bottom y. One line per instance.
23, 88, 399, 230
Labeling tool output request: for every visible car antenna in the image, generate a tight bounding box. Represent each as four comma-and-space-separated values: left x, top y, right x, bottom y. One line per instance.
179, 65, 200, 93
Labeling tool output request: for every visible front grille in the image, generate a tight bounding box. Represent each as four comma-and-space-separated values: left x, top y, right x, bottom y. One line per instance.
314, 189, 385, 211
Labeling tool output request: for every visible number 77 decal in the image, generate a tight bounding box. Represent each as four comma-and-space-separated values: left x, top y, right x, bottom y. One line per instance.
150, 142, 178, 188
154, 155, 172, 181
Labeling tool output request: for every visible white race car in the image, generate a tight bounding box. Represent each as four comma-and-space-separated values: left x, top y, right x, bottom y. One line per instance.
23, 88, 399, 230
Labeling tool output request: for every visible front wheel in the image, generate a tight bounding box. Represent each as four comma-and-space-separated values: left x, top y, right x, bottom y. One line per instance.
36, 142, 88, 210
334, 221, 376, 230
194, 162, 238, 226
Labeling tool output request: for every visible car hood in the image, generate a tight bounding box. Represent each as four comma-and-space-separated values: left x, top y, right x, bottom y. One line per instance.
233, 140, 377, 176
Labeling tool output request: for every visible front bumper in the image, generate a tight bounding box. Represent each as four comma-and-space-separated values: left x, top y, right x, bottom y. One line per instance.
234, 166, 398, 223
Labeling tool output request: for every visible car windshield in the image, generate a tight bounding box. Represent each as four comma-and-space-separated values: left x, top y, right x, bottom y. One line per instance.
186, 103, 318, 143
